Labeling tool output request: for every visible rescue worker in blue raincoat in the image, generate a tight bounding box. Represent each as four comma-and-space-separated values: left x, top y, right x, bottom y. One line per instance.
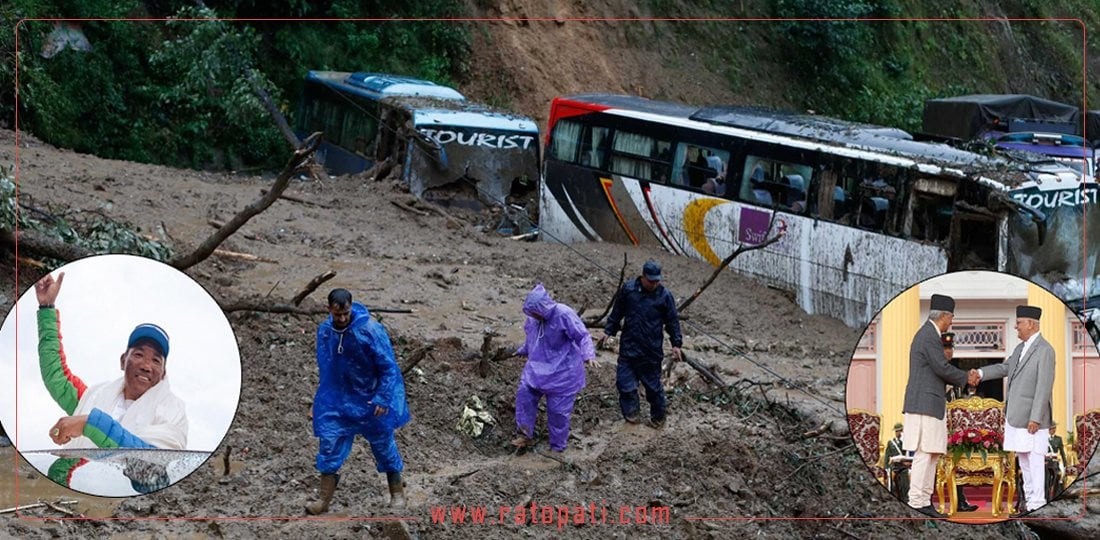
511, 284, 596, 452
306, 288, 410, 514
599, 260, 682, 429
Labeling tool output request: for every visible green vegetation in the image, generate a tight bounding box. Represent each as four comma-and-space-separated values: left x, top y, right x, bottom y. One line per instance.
2, 0, 471, 171
0, 166, 173, 261
2, 1, 1096, 172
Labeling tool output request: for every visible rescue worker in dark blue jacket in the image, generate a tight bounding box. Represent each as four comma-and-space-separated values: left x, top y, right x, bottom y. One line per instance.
306, 289, 410, 514
599, 260, 682, 428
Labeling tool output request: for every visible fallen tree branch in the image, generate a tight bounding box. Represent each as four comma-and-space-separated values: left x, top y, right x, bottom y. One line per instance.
213, 248, 278, 263
0, 499, 79, 515
260, 188, 331, 208
423, 202, 462, 229
585, 252, 627, 327
363, 156, 396, 181
680, 351, 728, 389
392, 200, 430, 217
448, 468, 482, 485
678, 210, 784, 313
169, 132, 322, 271
40, 498, 81, 517
16, 255, 47, 269
291, 270, 337, 306
4, 229, 94, 262
221, 298, 413, 315
779, 444, 855, 485
221, 299, 413, 316
401, 345, 435, 376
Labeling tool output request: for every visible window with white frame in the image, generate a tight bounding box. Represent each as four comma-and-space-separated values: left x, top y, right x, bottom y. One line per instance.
951, 322, 1005, 352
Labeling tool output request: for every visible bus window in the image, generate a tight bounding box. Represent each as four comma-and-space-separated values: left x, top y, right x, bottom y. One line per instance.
673, 143, 730, 193
550, 119, 582, 162
580, 126, 610, 169
739, 155, 812, 211
854, 177, 898, 233
609, 130, 672, 182
339, 110, 375, 156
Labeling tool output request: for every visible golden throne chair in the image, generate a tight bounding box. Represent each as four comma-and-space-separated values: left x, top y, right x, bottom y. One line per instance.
936, 397, 1017, 516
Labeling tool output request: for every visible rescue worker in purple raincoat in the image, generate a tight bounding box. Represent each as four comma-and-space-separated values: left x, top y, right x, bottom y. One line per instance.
305, 288, 410, 514
511, 284, 596, 452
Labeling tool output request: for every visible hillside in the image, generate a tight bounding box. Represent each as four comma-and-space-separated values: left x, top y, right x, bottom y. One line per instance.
459, 2, 1097, 132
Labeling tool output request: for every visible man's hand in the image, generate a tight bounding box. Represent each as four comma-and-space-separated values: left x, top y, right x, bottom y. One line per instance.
48, 414, 87, 445
671, 347, 683, 362
373, 405, 389, 417
584, 358, 597, 371
967, 369, 981, 387
34, 272, 65, 306
1027, 421, 1040, 434
596, 332, 610, 349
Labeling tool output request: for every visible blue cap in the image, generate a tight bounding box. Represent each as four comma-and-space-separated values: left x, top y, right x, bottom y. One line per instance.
643, 260, 662, 281
128, 323, 170, 358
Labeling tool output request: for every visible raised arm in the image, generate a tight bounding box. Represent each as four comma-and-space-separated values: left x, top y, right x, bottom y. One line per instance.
37, 308, 87, 415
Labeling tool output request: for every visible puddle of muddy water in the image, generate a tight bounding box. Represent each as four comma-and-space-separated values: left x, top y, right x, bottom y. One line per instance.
1, 449, 120, 519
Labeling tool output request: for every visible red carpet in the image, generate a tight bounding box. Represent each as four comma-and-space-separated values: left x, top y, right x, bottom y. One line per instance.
932, 485, 1011, 523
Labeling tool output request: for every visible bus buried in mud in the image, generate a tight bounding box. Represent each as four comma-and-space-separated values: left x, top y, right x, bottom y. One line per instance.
540, 94, 1093, 329
296, 71, 539, 208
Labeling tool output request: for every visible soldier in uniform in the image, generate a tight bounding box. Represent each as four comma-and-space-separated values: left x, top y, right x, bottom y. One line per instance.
883, 422, 910, 499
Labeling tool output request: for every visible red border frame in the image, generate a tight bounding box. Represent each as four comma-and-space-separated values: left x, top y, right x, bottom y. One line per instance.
10, 15, 1090, 527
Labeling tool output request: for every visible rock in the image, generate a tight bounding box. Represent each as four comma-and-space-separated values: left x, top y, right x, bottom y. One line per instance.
381, 521, 415, 540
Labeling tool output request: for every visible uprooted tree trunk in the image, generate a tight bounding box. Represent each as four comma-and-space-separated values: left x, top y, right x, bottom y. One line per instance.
169, 132, 322, 271
1, 229, 93, 263
219, 271, 413, 315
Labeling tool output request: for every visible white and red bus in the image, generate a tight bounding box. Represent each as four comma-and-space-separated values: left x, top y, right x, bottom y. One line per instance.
540, 94, 1092, 328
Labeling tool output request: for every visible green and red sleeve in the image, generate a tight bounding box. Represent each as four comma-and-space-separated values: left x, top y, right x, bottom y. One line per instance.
37, 308, 86, 415
46, 457, 89, 487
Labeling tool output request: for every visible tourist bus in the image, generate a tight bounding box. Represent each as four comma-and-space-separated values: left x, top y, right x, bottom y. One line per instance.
296, 71, 540, 208
540, 94, 1093, 328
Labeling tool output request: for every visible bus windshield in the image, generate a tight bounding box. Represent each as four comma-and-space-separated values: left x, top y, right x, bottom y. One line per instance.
408, 108, 539, 208
1007, 173, 1100, 303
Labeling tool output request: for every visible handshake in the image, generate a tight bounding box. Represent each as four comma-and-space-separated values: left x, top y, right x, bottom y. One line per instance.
967, 369, 981, 387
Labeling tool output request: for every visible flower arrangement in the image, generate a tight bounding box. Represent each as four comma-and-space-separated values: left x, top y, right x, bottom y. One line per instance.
947, 428, 1003, 463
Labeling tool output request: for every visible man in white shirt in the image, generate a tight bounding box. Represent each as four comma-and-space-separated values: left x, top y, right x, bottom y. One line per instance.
974, 305, 1056, 515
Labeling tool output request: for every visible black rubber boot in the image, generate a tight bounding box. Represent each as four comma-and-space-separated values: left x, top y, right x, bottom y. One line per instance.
386, 471, 406, 508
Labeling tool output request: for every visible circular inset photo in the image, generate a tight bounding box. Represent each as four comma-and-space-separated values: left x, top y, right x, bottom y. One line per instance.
0, 254, 241, 497
845, 271, 1099, 522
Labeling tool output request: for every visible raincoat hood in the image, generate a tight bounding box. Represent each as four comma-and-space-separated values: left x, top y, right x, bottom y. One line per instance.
523, 283, 557, 320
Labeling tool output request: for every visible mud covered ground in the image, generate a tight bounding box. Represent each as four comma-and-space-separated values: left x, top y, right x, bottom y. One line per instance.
2, 130, 1096, 538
